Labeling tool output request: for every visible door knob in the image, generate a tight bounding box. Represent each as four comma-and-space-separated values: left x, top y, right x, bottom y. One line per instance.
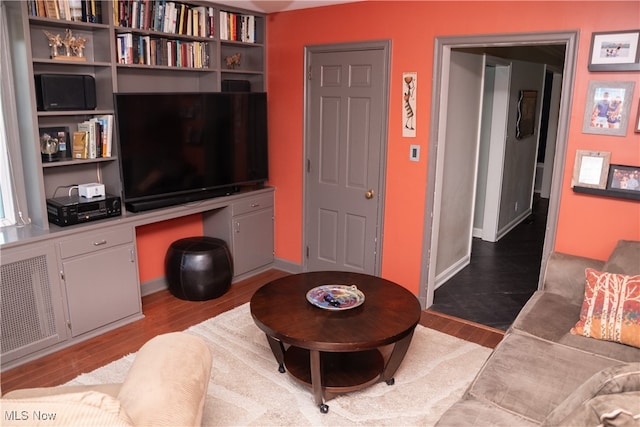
365, 189, 375, 199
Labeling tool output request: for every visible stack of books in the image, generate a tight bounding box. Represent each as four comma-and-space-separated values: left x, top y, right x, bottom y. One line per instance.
115, 1, 215, 38
73, 115, 113, 159
27, 0, 103, 23
219, 10, 256, 43
116, 33, 209, 68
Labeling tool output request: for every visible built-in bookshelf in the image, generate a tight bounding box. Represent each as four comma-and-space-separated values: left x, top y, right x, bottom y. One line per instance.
8, 0, 266, 230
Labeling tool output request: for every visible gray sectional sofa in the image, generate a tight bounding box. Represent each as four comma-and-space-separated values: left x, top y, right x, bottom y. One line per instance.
437, 240, 640, 426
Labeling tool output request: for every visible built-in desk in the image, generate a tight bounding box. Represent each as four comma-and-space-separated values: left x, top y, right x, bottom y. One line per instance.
0, 187, 274, 371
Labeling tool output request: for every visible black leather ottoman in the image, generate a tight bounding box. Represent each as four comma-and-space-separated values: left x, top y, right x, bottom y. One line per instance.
165, 237, 233, 301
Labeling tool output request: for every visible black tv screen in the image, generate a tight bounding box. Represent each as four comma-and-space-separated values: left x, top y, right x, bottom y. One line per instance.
114, 92, 268, 212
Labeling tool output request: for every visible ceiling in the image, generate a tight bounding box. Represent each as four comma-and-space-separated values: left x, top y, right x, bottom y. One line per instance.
211, 0, 362, 14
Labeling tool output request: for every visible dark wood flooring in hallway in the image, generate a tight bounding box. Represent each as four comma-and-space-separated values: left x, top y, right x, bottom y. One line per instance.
429, 196, 549, 330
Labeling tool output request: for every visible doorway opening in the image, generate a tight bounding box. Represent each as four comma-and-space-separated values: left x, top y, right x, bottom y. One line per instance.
419, 32, 579, 330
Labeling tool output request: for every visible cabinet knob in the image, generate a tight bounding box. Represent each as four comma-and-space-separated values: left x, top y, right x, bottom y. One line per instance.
93, 240, 107, 246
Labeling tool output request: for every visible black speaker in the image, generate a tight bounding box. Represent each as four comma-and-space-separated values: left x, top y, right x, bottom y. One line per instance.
35, 74, 97, 111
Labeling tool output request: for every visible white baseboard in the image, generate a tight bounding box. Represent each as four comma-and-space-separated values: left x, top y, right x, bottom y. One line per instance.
434, 254, 470, 289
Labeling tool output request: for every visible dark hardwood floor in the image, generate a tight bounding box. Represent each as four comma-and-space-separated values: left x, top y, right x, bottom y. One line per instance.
430, 196, 549, 330
1, 269, 503, 395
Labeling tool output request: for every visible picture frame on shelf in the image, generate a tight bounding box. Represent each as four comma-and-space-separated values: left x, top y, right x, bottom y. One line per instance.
572, 150, 611, 190
39, 126, 70, 162
582, 80, 635, 137
607, 164, 640, 194
588, 29, 640, 71
516, 90, 537, 139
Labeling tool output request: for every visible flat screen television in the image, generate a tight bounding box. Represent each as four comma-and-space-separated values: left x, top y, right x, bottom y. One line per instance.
114, 92, 268, 212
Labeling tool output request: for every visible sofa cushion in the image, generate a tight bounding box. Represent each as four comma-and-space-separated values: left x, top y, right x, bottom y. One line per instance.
571, 269, 640, 348
603, 240, 640, 275
0, 391, 133, 426
510, 291, 640, 362
117, 332, 212, 426
436, 396, 538, 427
466, 331, 620, 422
543, 363, 640, 426
542, 252, 605, 304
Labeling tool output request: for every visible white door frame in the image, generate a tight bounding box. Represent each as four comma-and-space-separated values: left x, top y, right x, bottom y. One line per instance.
419, 31, 579, 308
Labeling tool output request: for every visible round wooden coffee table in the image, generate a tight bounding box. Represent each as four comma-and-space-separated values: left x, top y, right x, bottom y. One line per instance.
250, 271, 421, 413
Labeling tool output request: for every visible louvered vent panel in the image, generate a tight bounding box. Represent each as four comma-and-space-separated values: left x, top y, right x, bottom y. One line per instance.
1, 255, 57, 353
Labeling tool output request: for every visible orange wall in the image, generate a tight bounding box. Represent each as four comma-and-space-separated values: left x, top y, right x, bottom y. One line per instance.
135, 1, 640, 292
136, 214, 203, 283
266, 1, 640, 294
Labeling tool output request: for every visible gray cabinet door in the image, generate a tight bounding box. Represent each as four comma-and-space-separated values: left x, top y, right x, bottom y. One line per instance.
232, 208, 274, 276
63, 244, 140, 337
1, 243, 68, 367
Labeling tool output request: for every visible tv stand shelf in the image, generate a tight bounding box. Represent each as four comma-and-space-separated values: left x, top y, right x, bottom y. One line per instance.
0, 186, 274, 372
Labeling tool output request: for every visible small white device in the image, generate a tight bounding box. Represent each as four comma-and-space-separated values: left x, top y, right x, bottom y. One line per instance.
78, 183, 105, 199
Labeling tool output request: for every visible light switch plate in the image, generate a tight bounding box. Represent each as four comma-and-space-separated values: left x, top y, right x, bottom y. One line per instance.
410, 144, 420, 162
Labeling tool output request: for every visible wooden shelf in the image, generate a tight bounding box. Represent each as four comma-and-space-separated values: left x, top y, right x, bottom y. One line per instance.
572, 186, 640, 201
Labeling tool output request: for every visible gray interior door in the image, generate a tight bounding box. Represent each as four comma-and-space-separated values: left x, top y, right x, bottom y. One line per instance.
305, 43, 389, 274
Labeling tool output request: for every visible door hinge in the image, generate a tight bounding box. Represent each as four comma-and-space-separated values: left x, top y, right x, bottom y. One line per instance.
306, 246, 309, 258
308, 66, 312, 80
307, 159, 311, 173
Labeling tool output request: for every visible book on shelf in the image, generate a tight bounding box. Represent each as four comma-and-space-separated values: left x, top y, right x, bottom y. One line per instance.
28, 0, 101, 23
77, 120, 97, 158
72, 131, 88, 159
116, 31, 208, 68
76, 115, 112, 159
219, 10, 257, 43
114, 1, 214, 37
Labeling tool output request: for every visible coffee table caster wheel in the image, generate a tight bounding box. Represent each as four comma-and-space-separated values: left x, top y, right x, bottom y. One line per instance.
319, 404, 329, 414
386, 378, 395, 385
278, 363, 285, 373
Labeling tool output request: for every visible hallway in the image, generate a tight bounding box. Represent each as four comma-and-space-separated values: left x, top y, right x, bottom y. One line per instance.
429, 196, 549, 330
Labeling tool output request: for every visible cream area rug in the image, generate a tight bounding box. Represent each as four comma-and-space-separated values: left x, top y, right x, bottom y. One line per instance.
66, 303, 491, 426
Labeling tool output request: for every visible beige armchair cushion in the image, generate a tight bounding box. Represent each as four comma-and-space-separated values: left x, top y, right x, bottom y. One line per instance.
1, 391, 133, 426
2, 332, 212, 427
117, 332, 212, 426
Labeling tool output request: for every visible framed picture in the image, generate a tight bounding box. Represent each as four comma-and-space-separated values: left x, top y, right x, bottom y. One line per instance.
402, 72, 417, 137
572, 150, 611, 189
607, 164, 640, 194
588, 29, 640, 71
582, 80, 635, 137
39, 126, 70, 162
516, 90, 537, 139
636, 99, 640, 133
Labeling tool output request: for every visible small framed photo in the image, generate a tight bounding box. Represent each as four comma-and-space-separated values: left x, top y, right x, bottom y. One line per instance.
516, 90, 537, 139
39, 126, 70, 162
582, 80, 635, 137
588, 29, 640, 71
572, 150, 611, 189
607, 164, 640, 194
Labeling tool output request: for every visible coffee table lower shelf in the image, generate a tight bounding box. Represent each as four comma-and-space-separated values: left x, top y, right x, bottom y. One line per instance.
284, 346, 384, 395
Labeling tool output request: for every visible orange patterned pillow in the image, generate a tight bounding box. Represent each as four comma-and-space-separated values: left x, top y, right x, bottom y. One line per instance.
571, 268, 640, 348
